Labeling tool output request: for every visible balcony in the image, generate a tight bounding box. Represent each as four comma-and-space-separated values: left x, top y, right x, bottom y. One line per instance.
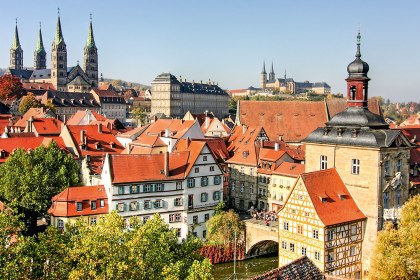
383, 207, 402, 220
187, 202, 219, 213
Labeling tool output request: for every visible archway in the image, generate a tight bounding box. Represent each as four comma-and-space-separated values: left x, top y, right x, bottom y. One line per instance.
247, 240, 278, 257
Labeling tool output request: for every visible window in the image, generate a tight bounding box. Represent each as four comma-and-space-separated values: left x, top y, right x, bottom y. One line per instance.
169, 214, 176, 223
91, 201, 97, 210
201, 177, 209, 187
176, 182, 183, 190
397, 159, 402, 173
213, 191, 220, 201
176, 228, 181, 237
250, 185, 254, 194
117, 203, 125, 212
250, 168, 254, 176
90, 217, 97, 225
118, 186, 124, 195
214, 176, 221, 185
193, 215, 198, 224
156, 183, 164, 192
313, 229, 319, 239
327, 252, 334, 262
289, 243, 295, 252
384, 160, 390, 176
301, 247, 307, 256
231, 181, 235, 191
350, 246, 356, 256
210, 166, 214, 172
195, 167, 199, 173
76, 202, 83, 211
352, 159, 360, 175
384, 192, 389, 209
174, 197, 183, 206
281, 241, 287, 250
283, 222, 289, 231
320, 155, 327, 170
327, 230, 334, 241
315, 251, 320, 261
143, 184, 151, 192
240, 167, 244, 174
154, 199, 163, 208
130, 185, 140, 194
203, 155, 207, 161
240, 184, 244, 193
351, 225, 357, 235
58, 219, 64, 229
204, 213, 210, 222
187, 178, 195, 188
144, 200, 152, 210
201, 193, 208, 202
396, 189, 401, 206
203, 230, 207, 239
129, 201, 139, 211
100, 199, 105, 207
297, 225, 303, 234
175, 213, 181, 222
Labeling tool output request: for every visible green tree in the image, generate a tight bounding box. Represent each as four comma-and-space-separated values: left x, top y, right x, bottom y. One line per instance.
131, 105, 148, 126
19, 93, 42, 114
206, 210, 244, 245
186, 259, 214, 280
369, 195, 420, 280
0, 141, 80, 234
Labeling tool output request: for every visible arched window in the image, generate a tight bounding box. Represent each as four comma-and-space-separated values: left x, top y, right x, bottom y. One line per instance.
350, 86, 356, 100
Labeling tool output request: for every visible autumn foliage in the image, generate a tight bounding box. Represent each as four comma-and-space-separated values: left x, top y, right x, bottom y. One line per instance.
0, 75, 24, 100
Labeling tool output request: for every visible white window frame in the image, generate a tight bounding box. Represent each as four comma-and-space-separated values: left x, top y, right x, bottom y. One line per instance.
320, 155, 328, 170
351, 159, 360, 175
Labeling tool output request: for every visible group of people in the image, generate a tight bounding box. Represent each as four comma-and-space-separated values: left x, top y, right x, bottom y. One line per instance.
249, 207, 277, 226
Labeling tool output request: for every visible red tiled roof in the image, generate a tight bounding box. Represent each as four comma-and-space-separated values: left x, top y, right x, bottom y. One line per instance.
174, 140, 207, 176
0, 114, 13, 134
195, 138, 230, 162
298, 169, 366, 226
401, 114, 420, 126
110, 152, 189, 184
226, 126, 264, 166
22, 82, 55, 91
273, 162, 305, 177
131, 135, 166, 148
259, 148, 286, 162
67, 110, 108, 125
32, 118, 63, 135
67, 124, 124, 157
141, 119, 198, 139
228, 89, 248, 94
15, 108, 52, 127
48, 185, 108, 217
91, 89, 120, 97
117, 125, 149, 139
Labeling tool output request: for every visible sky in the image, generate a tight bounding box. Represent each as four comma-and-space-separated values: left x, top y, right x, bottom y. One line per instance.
0, 0, 419, 102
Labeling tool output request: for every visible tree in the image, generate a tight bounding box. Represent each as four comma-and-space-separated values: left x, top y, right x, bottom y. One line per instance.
206, 210, 244, 245
131, 105, 148, 126
19, 93, 42, 114
0, 74, 24, 100
0, 141, 80, 234
369, 195, 420, 280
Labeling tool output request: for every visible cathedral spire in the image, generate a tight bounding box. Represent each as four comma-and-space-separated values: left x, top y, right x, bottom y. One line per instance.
270, 62, 274, 74
35, 22, 45, 53
12, 19, 21, 50
86, 13, 96, 48
261, 61, 266, 74
55, 9, 65, 45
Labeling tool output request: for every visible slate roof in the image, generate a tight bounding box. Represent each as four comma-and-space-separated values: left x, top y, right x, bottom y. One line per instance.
7, 69, 33, 80
30, 69, 51, 80
43, 91, 100, 108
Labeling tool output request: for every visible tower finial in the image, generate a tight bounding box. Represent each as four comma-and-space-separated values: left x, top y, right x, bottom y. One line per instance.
85, 14, 96, 48
15, 18, 17, 26
261, 61, 266, 74
90, 13, 92, 21
58, 7, 60, 16
356, 29, 361, 58
12, 18, 21, 49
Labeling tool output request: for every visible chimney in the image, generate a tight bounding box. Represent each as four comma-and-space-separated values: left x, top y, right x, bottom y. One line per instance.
164, 128, 170, 138
98, 123, 102, 134
205, 110, 209, 129
80, 130, 85, 144
8, 118, 13, 126
27, 116, 34, 133
260, 139, 264, 148
274, 142, 280, 151
242, 124, 247, 134
186, 137, 191, 149
164, 151, 169, 177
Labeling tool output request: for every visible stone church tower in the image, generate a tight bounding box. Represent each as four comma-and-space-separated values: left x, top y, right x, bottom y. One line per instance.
51, 13, 68, 91
269, 62, 275, 81
260, 61, 267, 89
83, 16, 98, 87
34, 23, 46, 70
303, 32, 412, 274
10, 21, 23, 70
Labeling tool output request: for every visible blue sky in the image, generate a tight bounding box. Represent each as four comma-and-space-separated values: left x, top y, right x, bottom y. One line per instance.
0, 0, 419, 101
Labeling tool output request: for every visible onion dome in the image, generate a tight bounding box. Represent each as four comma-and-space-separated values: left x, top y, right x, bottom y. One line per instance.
347, 32, 369, 79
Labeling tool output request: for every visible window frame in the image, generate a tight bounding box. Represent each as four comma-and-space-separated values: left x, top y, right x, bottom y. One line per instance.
320, 155, 328, 170
351, 159, 360, 175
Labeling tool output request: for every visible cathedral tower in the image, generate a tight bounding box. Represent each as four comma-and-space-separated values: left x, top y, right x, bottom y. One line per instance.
269, 62, 275, 81
51, 12, 68, 91
34, 23, 46, 70
83, 15, 98, 87
260, 61, 267, 89
10, 20, 23, 70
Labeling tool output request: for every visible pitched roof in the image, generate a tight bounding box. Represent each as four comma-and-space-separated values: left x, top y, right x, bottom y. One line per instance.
116, 125, 149, 139
48, 185, 108, 217
326, 98, 382, 118
173, 140, 207, 175
297, 169, 366, 226
258, 148, 286, 162
22, 82, 55, 91
273, 162, 305, 177
195, 138, 230, 162
0, 114, 13, 133
109, 153, 189, 184
142, 119, 198, 139
66, 110, 108, 125
15, 108, 55, 127
66, 124, 124, 157
226, 126, 265, 166
32, 118, 63, 135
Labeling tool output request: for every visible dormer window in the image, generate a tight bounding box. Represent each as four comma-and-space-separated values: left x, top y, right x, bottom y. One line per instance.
337, 128, 343, 137
323, 127, 330, 136
95, 142, 101, 150
0, 149, 6, 159
351, 128, 358, 138
110, 142, 115, 148
338, 193, 347, 200
91, 201, 97, 210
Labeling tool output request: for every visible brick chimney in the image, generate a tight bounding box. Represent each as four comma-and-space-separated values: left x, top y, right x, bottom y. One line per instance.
164, 151, 169, 177
98, 123, 102, 134
80, 130, 85, 144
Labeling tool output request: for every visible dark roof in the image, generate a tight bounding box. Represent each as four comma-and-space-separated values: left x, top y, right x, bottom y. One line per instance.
44, 91, 100, 108
152, 73, 180, 84
30, 69, 51, 79
327, 107, 388, 128
6, 69, 33, 80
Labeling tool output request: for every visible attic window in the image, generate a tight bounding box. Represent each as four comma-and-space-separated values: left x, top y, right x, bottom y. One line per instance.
323, 127, 330, 136
80, 143, 87, 150
0, 150, 6, 158
338, 193, 347, 200
110, 142, 115, 148
95, 142, 102, 150
351, 129, 358, 138
242, 151, 249, 158
337, 128, 344, 137
319, 194, 328, 203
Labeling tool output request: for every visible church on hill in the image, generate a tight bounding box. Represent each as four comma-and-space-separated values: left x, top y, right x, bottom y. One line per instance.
6, 12, 98, 93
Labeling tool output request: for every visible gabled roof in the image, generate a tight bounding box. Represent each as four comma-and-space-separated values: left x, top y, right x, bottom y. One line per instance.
273, 162, 305, 177
32, 118, 63, 135
296, 169, 366, 226
226, 125, 265, 166
173, 140, 207, 176
109, 153, 189, 184
48, 185, 108, 217
258, 148, 286, 162
141, 119, 198, 139
195, 138, 230, 163
15, 108, 55, 127
22, 82, 55, 91
117, 125, 149, 139
66, 110, 108, 125
130, 135, 166, 148
66, 124, 124, 157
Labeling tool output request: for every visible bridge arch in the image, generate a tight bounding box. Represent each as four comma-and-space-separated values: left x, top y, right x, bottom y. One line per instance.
247, 240, 278, 257
244, 219, 279, 257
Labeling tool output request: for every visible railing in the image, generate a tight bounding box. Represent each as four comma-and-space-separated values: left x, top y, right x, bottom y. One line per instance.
383, 207, 402, 220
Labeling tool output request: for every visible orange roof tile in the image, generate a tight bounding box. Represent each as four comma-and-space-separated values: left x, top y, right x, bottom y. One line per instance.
273, 162, 305, 177
67, 124, 124, 157
91, 89, 121, 97
195, 138, 230, 162
48, 185, 108, 217
32, 118, 63, 135
259, 148, 286, 162
226, 125, 265, 166
0, 114, 13, 134
66, 110, 107, 125
110, 152, 189, 184
131, 135, 167, 147
296, 169, 366, 226
22, 82, 55, 91
173, 140, 207, 176
142, 119, 197, 139
15, 108, 52, 127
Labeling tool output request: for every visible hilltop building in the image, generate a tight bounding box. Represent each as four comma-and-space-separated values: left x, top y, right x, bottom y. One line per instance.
260, 62, 331, 94
151, 73, 229, 119
6, 13, 98, 92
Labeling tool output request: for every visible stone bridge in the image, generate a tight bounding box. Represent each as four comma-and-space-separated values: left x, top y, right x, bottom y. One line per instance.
244, 218, 279, 257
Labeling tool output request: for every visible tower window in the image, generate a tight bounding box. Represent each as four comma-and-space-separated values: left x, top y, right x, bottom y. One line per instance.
320, 155, 327, 170
350, 86, 356, 100
397, 159, 402, 173
384, 160, 390, 176
351, 159, 360, 175
383, 192, 389, 209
